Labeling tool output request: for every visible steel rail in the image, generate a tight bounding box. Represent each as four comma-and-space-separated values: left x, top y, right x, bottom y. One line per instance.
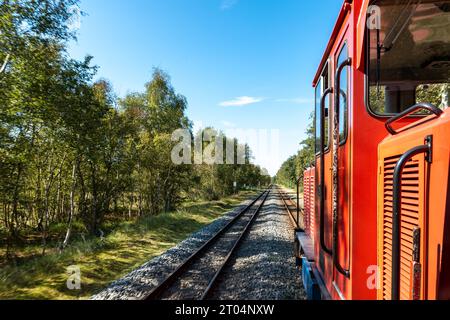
278, 187, 301, 229
201, 189, 271, 300
143, 186, 272, 300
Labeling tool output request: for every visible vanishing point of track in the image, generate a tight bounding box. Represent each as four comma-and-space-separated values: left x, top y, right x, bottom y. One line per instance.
143, 186, 272, 300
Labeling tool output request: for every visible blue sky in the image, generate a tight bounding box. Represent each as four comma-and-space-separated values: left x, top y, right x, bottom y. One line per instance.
68, 0, 343, 176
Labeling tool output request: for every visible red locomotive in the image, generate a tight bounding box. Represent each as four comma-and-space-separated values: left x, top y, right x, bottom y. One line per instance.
296, 0, 450, 300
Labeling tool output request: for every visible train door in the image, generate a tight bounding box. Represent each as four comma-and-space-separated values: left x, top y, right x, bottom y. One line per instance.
330, 25, 352, 299
315, 61, 334, 285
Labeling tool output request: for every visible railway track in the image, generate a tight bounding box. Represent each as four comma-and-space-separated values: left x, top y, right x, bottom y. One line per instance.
143, 186, 272, 300
277, 186, 303, 229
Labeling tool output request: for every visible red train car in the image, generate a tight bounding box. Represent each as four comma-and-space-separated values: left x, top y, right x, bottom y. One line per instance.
295, 0, 450, 300
303, 167, 316, 239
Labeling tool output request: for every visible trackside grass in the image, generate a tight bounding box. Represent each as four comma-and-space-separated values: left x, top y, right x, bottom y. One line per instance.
0, 191, 257, 300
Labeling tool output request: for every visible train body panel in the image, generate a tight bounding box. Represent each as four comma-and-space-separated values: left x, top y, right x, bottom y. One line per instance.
297, 0, 450, 300
303, 168, 316, 239
311, 0, 389, 300
377, 110, 450, 300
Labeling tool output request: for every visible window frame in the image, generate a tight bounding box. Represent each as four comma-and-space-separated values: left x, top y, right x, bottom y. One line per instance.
315, 61, 332, 156
364, 0, 438, 119
336, 40, 350, 146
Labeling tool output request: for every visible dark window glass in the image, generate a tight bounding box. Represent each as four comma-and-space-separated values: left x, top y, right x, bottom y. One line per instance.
315, 78, 322, 154
368, 0, 450, 115
338, 43, 349, 142
315, 67, 330, 155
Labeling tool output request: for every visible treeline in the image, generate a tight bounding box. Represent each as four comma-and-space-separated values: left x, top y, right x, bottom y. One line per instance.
275, 115, 314, 189
0, 0, 269, 260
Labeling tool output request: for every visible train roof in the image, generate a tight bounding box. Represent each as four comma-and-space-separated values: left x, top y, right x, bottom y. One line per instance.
312, 0, 353, 87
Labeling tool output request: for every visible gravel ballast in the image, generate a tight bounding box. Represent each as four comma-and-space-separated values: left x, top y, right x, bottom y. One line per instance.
92, 189, 305, 300
91, 195, 258, 300
209, 191, 306, 300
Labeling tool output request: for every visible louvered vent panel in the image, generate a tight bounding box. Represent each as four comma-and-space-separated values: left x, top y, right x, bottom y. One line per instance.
382, 155, 420, 300
304, 173, 311, 235
309, 172, 315, 243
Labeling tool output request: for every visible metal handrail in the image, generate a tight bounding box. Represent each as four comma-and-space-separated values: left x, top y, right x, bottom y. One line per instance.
385, 103, 443, 135
320, 87, 333, 256
332, 57, 352, 278
296, 176, 302, 230
391, 136, 432, 300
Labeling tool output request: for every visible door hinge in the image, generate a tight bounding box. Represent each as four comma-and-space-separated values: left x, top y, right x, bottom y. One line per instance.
411, 227, 422, 301
425, 135, 433, 163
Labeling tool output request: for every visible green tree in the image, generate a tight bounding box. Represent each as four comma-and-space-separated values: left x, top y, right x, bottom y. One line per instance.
276, 112, 315, 189
0, 1, 271, 263
0, 0, 91, 257
119, 69, 192, 215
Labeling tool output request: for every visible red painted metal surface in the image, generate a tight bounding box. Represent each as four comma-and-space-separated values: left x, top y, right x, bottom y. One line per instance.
377, 110, 450, 300
303, 0, 450, 300
303, 168, 316, 239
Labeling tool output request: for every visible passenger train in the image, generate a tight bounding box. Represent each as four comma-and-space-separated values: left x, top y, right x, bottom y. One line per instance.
296, 0, 450, 300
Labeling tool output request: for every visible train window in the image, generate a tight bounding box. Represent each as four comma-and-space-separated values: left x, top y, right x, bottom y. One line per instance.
367, 0, 450, 115
337, 43, 349, 142
315, 79, 322, 155
315, 65, 331, 155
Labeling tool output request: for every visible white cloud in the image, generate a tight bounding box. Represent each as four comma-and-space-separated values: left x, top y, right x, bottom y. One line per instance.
276, 97, 314, 105
220, 0, 238, 10
219, 96, 265, 107
221, 121, 236, 128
